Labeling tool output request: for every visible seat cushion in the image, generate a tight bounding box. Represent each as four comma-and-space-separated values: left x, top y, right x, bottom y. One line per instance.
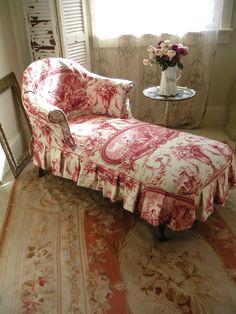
65, 116, 236, 230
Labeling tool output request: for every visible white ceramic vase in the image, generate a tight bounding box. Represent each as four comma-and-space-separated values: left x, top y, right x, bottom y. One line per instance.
159, 65, 180, 97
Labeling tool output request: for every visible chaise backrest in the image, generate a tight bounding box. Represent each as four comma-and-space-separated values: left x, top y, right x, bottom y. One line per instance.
22, 57, 134, 120
23, 58, 89, 116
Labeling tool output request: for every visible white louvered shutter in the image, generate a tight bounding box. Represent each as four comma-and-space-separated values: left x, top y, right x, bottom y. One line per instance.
23, 0, 62, 60
56, 0, 91, 69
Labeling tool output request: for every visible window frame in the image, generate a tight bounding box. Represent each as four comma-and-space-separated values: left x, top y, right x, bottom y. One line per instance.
218, 0, 234, 43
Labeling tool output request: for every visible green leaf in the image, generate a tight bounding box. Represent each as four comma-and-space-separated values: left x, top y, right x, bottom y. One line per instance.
177, 62, 183, 70
162, 64, 168, 71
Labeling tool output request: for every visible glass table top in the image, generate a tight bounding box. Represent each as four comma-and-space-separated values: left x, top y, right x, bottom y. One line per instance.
143, 86, 196, 101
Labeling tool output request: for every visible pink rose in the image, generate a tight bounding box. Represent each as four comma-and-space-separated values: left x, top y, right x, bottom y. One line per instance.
171, 44, 178, 51
143, 59, 150, 66
167, 50, 176, 60
147, 45, 155, 53
155, 48, 162, 56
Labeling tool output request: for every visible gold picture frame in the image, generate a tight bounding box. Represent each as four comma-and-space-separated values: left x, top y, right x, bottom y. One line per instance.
0, 72, 31, 177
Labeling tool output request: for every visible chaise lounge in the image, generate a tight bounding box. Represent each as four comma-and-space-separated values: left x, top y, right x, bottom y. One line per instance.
21, 57, 236, 241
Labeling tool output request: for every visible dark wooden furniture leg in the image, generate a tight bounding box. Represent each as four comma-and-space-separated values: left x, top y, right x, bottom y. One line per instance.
158, 225, 167, 242
38, 167, 45, 177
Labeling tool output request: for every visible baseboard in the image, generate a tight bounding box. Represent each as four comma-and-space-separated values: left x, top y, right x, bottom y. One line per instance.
202, 106, 227, 127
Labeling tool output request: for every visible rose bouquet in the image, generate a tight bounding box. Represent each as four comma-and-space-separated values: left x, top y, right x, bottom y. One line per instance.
143, 40, 189, 71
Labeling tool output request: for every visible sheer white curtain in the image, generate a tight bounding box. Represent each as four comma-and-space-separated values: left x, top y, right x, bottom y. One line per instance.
89, 0, 224, 128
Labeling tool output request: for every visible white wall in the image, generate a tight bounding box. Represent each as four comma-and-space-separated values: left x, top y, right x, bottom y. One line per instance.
0, 1, 30, 81
0, 0, 31, 179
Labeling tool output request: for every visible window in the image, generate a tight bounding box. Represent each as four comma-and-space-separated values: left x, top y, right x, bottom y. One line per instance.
92, 0, 233, 41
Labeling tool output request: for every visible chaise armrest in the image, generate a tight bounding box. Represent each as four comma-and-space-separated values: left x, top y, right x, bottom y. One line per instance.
22, 91, 67, 123
86, 72, 134, 118
22, 91, 76, 147
88, 72, 134, 91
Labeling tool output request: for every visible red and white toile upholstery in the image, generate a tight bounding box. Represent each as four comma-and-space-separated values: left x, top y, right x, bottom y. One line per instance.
22, 57, 236, 232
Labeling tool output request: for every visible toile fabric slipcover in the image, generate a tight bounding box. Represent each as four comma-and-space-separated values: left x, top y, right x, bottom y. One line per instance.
21, 58, 236, 231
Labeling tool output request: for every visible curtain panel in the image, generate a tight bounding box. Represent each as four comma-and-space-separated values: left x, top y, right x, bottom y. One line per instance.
89, 0, 224, 128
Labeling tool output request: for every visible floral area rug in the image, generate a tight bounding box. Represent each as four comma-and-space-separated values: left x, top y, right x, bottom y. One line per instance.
0, 162, 236, 314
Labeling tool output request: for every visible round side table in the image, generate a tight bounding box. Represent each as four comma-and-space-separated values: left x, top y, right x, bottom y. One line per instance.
143, 86, 196, 127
